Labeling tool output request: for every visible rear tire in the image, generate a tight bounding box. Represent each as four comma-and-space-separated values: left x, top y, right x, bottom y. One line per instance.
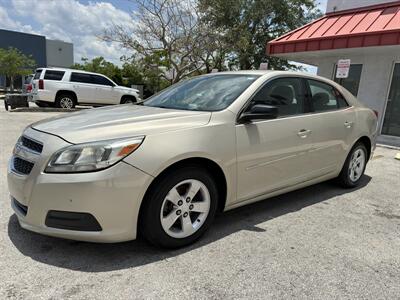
140, 166, 218, 248
55, 93, 76, 109
337, 142, 368, 188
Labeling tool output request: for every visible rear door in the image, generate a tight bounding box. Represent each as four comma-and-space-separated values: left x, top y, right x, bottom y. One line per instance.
70, 72, 95, 103
304, 79, 356, 176
235, 77, 316, 203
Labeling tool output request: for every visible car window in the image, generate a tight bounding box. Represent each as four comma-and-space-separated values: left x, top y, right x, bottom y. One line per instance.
248, 77, 306, 117
91, 75, 114, 86
44, 70, 65, 81
144, 75, 259, 111
33, 69, 42, 80
308, 79, 348, 112
70, 72, 92, 84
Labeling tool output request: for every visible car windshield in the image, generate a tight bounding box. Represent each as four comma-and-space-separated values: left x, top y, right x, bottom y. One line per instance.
144, 74, 260, 111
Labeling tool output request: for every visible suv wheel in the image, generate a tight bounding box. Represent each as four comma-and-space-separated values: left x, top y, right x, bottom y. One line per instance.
121, 96, 136, 104
56, 94, 75, 109
337, 142, 368, 188
140, 166, 218, 248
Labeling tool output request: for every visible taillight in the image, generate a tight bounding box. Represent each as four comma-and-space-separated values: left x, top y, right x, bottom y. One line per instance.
38, 79, 44, 90
27, 83, 32, 92
373, 110, 379, 118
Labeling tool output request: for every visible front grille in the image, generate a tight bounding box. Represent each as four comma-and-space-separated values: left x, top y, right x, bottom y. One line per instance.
21, 136, 43, 153
13, 157, 34, 175
12, 198, 28, 216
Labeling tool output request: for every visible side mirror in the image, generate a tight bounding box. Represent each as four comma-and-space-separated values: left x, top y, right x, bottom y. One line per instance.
239, 104, 278, 123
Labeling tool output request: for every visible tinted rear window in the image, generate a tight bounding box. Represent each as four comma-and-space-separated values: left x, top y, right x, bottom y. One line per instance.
44, 70, 65, 81
34, 69, 42, 80
70, 72, 92, 84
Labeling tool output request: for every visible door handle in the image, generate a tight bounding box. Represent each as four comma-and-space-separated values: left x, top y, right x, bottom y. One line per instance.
297, 129, 312, 138
344, 121, 354, 128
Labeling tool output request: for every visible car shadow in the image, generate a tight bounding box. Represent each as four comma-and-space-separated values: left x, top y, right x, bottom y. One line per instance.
8, 176, 371, 273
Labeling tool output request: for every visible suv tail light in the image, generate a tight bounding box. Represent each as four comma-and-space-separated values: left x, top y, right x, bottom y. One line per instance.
26, 83, 32, 92
373, 110, 379, 118
38, 79, 44, 90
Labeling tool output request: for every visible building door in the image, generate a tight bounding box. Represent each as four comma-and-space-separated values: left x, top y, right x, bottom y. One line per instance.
382, 63, 400, 137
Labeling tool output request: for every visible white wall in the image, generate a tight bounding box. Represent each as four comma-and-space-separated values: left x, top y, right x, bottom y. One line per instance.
327, 0, 395, 13
46, 39, 73, 68
317, 48, 400, 132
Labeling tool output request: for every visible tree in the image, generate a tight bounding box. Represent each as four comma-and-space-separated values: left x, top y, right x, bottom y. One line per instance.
0, 47, 36, 91
102, 0, 218, 83
71, 56, 123, 85
198, 0, 321, 70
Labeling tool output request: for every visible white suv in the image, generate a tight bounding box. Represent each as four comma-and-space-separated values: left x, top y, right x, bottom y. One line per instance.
32, 68, 141, 109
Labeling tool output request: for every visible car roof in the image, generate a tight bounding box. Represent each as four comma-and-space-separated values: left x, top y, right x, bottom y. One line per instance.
210, 70, 320, 78
35, 67, 105, 76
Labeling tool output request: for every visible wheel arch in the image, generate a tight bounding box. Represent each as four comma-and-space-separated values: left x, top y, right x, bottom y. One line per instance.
137, 157, 228, 233
120, 95, 137, 104
55, 90, 78, 104
354, 136, 372, 161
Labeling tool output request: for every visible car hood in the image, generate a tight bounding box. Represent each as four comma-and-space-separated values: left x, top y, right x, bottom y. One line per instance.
31, 105, 211, 144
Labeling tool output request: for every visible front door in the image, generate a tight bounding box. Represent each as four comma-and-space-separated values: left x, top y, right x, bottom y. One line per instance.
91, 75, 117, 105
382, 63, 400, 137
236, 77, 315, 203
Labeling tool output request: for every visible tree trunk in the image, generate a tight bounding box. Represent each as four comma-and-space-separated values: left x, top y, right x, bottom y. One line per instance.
10, 76, 14, 92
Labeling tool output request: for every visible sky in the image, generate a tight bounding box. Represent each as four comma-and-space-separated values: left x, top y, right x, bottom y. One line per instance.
0, 0, 328, 66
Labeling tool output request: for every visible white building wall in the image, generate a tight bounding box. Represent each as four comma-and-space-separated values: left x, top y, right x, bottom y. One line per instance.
317, 49, 400, 131
46, 39, 73, 68
327, 0, 395, 13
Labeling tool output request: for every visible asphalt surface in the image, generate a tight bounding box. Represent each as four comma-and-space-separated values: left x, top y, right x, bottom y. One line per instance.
1, 102, 400, 299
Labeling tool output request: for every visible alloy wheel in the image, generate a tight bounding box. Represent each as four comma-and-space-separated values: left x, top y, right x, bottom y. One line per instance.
348, 148, 366, 182
60, 97, 74, 109
160, 179, 210, 239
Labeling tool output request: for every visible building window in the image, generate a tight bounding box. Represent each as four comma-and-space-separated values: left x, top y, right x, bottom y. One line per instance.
333, 64, 362, 97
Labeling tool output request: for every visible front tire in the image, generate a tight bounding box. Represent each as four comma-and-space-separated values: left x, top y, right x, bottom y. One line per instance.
120, 96, 136, 104
140, 166, 218, 248
337, 142, 368, 188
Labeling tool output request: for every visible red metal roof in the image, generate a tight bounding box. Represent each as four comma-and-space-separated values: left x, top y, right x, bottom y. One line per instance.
267, 1, 400, 55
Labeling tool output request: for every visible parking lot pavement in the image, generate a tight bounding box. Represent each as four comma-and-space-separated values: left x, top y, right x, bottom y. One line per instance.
1, 103, 400, 299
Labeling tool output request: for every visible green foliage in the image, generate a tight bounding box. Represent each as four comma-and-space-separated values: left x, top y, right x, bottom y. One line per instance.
0, 47, 36, 90
199, 0, 321, 70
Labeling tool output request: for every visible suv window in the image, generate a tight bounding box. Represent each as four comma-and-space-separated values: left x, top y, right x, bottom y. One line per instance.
91, 75, 114, 86
70, 72, 92, 84
308, 79, 349, 112
34, 69, 42, 80
248, 77, 306, 117
44, 70, 65, 81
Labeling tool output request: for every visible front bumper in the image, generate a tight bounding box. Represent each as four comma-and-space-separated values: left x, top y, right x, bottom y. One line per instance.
8, 127, 153, 243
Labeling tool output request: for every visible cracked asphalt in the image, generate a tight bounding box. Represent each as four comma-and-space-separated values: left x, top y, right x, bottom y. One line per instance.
1, 103, 399, 299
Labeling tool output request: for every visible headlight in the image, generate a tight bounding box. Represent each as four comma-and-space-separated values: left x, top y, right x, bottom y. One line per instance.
45, 136, 144, 173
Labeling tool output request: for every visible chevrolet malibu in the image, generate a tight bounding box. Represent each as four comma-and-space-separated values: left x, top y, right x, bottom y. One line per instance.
8, 71, 378, 248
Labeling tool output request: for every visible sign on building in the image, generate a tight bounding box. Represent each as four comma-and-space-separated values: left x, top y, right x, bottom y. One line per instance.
259, 63, 269, 70
336, 59, 351, 78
